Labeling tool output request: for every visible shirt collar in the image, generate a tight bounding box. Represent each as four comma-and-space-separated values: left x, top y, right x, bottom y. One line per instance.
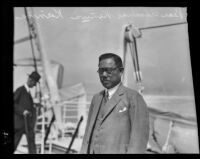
106, 82, 121, 99
24, 83, 30, 93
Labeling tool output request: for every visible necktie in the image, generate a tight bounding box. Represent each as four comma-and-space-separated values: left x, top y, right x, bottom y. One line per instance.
100, 91, 109, 117
104, 90, 109, 103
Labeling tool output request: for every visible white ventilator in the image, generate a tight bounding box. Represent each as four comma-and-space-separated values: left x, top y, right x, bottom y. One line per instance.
121, 21, 192, 154
122, 24, 143, 93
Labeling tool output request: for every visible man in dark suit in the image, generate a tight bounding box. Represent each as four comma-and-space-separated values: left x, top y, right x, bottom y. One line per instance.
80, 53, 149, 154
14, 71, 41, 154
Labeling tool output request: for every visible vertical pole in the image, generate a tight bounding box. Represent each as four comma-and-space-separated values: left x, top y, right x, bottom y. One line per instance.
24, 7, 61, 154
24, 7, 44, 153
122, 42, 128, 87
40, 106, 45, 154
129, 42, 138, 82
162, 120, 175, 153
24, 115, 30, 153
78, 94, 87, 138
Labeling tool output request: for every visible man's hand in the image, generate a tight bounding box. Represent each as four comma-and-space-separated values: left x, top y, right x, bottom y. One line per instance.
23, 110, 32, 117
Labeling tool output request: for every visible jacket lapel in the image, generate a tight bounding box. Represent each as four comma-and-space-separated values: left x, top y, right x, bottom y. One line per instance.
86, 91, 104, 139
100, 84, 125, 125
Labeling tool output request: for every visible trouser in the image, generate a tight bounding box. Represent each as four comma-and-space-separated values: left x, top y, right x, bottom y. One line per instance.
14, 127, 36, 154
88, 142, 101, 154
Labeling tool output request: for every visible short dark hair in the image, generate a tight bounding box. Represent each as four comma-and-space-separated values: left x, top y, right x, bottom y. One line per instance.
98, 53, 123, 68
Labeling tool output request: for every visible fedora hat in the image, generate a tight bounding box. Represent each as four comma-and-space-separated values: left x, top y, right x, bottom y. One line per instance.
29, 71, 41, 83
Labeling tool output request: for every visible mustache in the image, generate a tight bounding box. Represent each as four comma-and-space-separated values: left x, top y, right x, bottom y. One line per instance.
101, 77, 110, 81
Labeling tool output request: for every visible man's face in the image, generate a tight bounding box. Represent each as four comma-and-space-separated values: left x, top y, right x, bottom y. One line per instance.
27, 77, 37, 88
98, 58, 123, 89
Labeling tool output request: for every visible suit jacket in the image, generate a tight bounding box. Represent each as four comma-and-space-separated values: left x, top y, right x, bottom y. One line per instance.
80, 84, 149, 154
14, 86, 36, 130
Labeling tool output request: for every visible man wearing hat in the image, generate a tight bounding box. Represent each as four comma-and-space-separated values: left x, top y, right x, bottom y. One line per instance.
14, 71, 41, 154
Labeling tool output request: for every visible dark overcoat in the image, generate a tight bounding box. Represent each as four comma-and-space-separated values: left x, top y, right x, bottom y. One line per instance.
14, 86, 36, 130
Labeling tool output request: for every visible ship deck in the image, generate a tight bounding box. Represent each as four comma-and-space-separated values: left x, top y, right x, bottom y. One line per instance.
14, 134, 83, 154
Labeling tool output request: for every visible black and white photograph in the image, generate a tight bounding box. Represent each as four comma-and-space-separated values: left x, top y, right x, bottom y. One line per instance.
9, 6, 199, 154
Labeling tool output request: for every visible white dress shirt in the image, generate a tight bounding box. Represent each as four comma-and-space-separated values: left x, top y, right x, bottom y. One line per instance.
106, 82, 121, 100
24, 83, 30, 93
